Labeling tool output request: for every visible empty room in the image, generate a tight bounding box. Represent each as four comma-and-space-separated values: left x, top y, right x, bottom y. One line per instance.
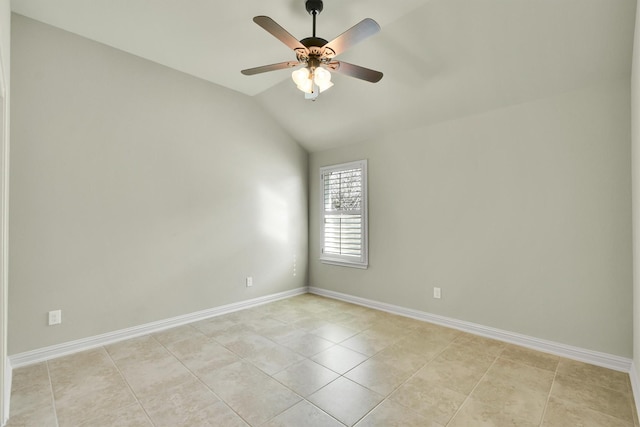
1, 0, 640, 425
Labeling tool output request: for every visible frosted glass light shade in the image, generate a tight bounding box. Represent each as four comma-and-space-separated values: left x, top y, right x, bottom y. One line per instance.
292, 67, 333, 94
292, 68, 313, 93
314, 67, 333, 92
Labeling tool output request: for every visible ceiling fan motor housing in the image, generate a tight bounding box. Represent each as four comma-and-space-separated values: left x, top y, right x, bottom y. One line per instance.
300, 37, 328, 48
305, 0, 323, 15
297, 37, 334, 64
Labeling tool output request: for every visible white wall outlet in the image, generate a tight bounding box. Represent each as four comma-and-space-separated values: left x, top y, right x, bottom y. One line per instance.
48, 310, 62, 325
246, 276, 253, 287
433, 287, 441, 299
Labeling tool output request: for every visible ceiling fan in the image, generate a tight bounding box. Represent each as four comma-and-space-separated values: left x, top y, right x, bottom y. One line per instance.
241, 0, 383, 100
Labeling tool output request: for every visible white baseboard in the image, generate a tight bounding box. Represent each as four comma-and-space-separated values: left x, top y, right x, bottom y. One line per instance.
9, 285, 633, 375
10, 287, 308, 369
308, 287, 632, 373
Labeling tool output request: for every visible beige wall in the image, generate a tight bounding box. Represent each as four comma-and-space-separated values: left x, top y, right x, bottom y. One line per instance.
9, 15, 308, 354
8, 10, 635, 361
0, 0, 9, 422
633, 1, 640, 375
310, 79, 633, 357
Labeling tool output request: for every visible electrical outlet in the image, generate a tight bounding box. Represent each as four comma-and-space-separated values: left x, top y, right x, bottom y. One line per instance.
433, 287, 441, 299
48, 310, 62, 325
246, 276, 253, 287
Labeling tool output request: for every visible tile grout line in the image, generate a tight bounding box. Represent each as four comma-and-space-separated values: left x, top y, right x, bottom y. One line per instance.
426, 334, 484, 426
265, 328, 369, 425
352, 328, 462, 426
149, 332, 254, 426
262, 397, 345, 427
538, 361, 559, 426
156, 318, 315, 427
443, 350, 502, 426
255, 312, 407, 425
242, 309, 361, 425
264, 344, 354, 426
155, 317, 352, 426
375, 332, 483, 426
102, 344, 157, 427
44, 360, 60, 427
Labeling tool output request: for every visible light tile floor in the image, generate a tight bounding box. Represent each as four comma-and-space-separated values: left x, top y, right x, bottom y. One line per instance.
7, 294, 640, 426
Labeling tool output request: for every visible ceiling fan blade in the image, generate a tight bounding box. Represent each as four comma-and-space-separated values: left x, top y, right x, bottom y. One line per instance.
253, 16, 307, 52
327, 61, 383, 83
323, 18, 380, 58
241, 61, 300, 76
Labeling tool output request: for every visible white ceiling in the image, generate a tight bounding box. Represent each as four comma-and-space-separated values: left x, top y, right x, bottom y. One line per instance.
11, 0, 637, 151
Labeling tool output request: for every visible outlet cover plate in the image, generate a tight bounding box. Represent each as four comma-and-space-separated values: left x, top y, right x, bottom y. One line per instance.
48, 310, 62, 325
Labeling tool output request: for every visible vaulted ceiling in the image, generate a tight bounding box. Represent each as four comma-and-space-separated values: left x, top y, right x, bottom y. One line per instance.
11, 0, 637, 151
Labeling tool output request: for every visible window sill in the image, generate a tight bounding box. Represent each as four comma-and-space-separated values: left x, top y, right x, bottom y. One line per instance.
320, 259, 368, 269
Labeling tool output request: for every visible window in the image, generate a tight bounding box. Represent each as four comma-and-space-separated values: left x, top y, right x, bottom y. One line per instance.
320, 160, 368, 268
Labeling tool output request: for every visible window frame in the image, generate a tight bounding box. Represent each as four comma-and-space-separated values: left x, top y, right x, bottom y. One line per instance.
319, 159, 368, 269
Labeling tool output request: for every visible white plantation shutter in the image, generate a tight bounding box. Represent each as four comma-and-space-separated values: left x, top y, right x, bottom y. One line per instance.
320, 160, 368, 268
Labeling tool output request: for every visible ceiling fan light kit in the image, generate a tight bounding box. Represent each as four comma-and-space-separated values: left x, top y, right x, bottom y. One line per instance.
241, 0, 383, 100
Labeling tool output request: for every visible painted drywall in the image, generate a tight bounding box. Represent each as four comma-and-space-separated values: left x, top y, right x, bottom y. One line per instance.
310, 79, 633, 357
9, 14, 308, 354
0, 0, 9, 423
633, 0, 640, 380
